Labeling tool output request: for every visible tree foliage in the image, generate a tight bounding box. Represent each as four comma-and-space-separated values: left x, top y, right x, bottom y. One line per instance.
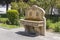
11, 2, 18, 10
56, 0, 60, 9
11, 0, 60, 14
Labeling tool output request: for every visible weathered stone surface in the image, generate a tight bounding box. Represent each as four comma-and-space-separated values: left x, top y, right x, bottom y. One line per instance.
20, 5, 46, 36
25, 5, 45, 21
20, 19, 44, 27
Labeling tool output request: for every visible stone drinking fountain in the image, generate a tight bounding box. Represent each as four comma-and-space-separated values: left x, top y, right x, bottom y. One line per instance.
20, 5, 46, 36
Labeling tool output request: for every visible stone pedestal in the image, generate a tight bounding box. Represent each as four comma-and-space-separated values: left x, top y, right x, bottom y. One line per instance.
20, 17, 46, 36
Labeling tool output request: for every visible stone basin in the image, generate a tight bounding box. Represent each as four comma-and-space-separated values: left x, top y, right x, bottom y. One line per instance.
20, 19, 44, 27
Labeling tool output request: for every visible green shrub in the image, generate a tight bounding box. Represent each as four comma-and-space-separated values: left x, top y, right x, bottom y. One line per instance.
54, 22, 60, 32
46, 15, 60, 32
7, 10, 19, 25
46, 19, 52, 29
54, 26, 60, 32
49, 23, 56, 29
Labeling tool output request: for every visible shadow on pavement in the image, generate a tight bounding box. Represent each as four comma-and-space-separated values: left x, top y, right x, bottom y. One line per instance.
15, 31, 38, 37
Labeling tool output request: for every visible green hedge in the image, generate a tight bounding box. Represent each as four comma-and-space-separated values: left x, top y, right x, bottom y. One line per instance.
46, 15, 60, 32
54, 22, 60, 32
0, 14, 7, 18
7, 10, 19, 25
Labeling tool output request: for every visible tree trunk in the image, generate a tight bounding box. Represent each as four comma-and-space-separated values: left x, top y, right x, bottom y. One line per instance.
6, 3, 9, 11
51, 6, 53, 15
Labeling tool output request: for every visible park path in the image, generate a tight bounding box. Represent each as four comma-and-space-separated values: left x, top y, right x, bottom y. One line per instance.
0, 27, 60, 40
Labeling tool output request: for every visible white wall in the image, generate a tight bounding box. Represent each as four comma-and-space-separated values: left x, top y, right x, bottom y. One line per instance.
49, 8, 59, 15
0, 4, 11, 14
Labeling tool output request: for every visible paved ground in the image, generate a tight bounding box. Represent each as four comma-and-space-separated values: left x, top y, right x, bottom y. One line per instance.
0, 27, 60, 40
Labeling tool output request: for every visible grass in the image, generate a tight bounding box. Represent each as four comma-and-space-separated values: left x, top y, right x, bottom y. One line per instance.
0, 17, 20, 29
0, 18, 8, 23
0, 23, 20, 29
0, 18, 8, 20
